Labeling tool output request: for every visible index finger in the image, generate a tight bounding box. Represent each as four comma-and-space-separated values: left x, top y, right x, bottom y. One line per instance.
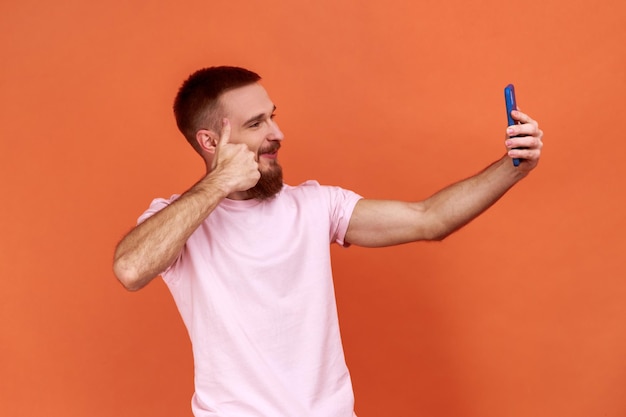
511, 109, 536, 125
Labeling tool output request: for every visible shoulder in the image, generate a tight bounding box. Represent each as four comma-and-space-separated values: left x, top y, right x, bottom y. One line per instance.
280, 181, 362, 208
282, 180, 322, 192
281, 180, 357, 197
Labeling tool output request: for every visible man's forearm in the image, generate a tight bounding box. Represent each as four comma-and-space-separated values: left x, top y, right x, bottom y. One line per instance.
422, 154, 526, 240
113, 176, 230, 290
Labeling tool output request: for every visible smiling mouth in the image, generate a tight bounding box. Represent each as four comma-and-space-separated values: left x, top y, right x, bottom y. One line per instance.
259, 152, 278, 161
258, 144, 281, 158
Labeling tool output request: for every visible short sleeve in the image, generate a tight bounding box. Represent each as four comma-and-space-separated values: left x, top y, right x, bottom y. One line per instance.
326, 186, 362, 247
137, 195, 180, 225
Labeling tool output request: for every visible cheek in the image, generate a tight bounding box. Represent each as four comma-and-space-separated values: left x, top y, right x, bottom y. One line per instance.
230, 131, 261, 153
248, 136, 265, 154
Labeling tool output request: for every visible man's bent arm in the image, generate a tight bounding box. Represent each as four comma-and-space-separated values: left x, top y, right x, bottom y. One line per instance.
113, 119, 260, 291
113, 176, 230, 291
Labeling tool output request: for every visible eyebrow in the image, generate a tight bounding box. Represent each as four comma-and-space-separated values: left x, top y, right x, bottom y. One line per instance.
242, 105, 277, 126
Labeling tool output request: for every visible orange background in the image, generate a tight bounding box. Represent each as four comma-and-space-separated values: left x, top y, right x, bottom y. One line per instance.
2, 0, 625, 416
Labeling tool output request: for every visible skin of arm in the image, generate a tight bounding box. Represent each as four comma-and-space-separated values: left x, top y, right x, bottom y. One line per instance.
345, 110, 543, 247
113, 120, 260, 291
113, 177, 229, 291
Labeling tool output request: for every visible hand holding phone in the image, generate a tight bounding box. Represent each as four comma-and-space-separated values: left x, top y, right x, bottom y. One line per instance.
504, 84, 521, 167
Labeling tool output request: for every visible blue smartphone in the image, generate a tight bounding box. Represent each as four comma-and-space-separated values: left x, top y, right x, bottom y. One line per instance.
504, 84, 521, 167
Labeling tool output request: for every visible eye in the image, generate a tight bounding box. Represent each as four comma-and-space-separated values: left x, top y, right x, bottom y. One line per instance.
249, 121, 261, 128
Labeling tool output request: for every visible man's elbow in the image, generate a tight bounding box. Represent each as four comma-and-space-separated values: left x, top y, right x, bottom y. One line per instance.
113, 259, 148, 292
425, 231, 449, 242
422, 221, 455, 242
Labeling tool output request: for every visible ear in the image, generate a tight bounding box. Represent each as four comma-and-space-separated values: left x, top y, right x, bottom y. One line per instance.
195, 129, 219, 154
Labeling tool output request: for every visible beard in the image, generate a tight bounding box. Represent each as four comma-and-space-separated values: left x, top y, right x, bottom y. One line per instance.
247, 160, 283, 200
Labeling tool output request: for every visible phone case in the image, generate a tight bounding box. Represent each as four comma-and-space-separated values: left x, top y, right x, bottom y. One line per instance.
504, 84, 521, 167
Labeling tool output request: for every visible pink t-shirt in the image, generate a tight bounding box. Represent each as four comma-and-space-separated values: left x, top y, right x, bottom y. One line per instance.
139, 181, 362, 417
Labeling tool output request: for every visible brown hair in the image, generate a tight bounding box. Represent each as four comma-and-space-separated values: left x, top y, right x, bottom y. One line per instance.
173, 66, 261, 153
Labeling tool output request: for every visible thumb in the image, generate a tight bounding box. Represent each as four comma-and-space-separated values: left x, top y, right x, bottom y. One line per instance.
218, 118, 231, 147
211, 119, 231, 171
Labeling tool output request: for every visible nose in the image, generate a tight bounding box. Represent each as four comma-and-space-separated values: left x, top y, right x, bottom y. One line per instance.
268, 119, 284, 141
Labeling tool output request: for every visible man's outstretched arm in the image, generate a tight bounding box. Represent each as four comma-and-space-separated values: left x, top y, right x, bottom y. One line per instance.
345, 110, 543, 247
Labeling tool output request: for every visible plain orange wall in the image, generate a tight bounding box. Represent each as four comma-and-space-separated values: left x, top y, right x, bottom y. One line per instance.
1, 0, 625, 416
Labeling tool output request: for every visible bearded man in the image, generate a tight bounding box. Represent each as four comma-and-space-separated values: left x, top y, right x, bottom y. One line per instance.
113, 66, 543, 417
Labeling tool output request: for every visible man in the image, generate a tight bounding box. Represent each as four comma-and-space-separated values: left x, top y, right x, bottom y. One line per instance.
113, 66, 543, 416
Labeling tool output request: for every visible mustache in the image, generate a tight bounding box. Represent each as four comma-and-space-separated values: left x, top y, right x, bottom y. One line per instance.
258, 143, 281, 155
